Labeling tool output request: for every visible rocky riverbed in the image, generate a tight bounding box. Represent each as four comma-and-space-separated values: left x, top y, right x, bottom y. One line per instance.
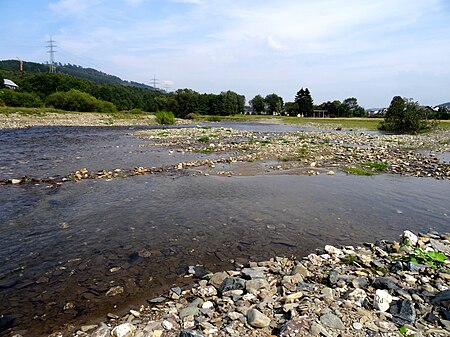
2, 125, 449, 186
134, 126, 450, 180
52, 230, 450, 337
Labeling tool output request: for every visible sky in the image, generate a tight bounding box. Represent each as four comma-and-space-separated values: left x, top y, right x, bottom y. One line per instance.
1, 0, 450, 108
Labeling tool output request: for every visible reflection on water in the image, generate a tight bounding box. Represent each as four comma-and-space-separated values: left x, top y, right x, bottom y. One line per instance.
1, 173, 449, 335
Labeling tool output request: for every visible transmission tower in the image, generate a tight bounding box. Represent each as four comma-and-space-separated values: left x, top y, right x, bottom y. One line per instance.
150, 75, 159, 89
46, 36, 57, 73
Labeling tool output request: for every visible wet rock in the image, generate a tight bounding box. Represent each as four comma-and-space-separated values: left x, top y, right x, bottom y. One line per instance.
218, 277, 246, 294
247, 308, 271, 328
0, 315, 14, 333
106, 286, 124, 297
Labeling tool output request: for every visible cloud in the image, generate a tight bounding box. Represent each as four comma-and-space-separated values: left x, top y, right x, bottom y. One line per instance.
267, 36, 284, 51
48, 0, 101, 15
41, 0, 450, 106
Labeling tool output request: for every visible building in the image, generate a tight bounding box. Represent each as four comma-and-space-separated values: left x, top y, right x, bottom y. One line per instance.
3, 79, 18, 90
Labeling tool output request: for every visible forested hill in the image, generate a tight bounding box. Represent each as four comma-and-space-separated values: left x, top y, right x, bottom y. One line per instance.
0, 60, 154, 90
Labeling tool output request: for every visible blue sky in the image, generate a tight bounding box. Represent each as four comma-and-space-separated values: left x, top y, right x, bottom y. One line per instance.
1, 0, 449, 107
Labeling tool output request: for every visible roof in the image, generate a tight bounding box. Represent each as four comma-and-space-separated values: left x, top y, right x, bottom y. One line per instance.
3, 79, 18, 88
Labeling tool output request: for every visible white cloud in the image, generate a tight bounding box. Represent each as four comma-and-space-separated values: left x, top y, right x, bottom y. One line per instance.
267, 35, 284, 51
43, 0, 450, 106
49, 0, 101, 15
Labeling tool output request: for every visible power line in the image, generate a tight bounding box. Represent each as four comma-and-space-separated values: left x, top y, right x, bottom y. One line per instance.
46, 36, 57, 73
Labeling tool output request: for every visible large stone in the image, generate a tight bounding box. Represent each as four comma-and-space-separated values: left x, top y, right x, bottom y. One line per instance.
209, 272, 228, 288
319, 313, 345, 330
372, 277, 399, 290
374, 289, 393, 312
111, 323, 136, 337
246, 278, 270, 294
389, 300, 416, 325
402, 231, 418, 246
430, 239, 450, 255
179, 306, 199, 320
247, 308, 271, 328
218, 277, 246, 294
292, 264, 310, 278
241, 267, 266, 279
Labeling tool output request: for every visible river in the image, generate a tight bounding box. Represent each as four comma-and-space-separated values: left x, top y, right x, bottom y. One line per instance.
0, 124, 449, 336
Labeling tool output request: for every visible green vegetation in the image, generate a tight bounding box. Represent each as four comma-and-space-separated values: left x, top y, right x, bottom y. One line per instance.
198, 146, 215, 154
198, 136, 210, 143
364, 162, 389, 172
0, 89, 43, 108
404, 247, 447, 268
379, 96, 436, 134
155, 110, 175, 125
46, 89, 117, 113
399, 325, 414, 337
342, 167, 374, 176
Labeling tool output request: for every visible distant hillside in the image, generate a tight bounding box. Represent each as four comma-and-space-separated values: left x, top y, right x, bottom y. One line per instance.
0, 60, 155, 90
435, 102, 450, 109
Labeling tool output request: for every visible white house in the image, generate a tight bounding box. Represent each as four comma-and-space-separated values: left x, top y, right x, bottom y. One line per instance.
3, 79, 18, 90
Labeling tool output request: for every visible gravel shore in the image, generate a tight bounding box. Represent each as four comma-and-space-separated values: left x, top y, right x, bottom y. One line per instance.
58, 230, 450, 337
0, 112, 158, 129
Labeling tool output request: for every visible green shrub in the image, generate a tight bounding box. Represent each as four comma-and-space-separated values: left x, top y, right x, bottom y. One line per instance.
155, 110, 175, 125
96, 100, 117, 114
46, 89, 117, 113
46, 89, 98, 111
0, 89, 43, 108
186, 112, 200, 120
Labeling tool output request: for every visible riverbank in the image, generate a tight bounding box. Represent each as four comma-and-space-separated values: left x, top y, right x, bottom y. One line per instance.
58, 230, 450, 337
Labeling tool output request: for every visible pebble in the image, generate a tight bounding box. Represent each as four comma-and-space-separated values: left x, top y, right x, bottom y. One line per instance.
75, 230, 450, 337
247, 308, 271, 328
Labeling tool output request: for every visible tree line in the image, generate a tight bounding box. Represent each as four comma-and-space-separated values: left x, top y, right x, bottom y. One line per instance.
249, 88, 366, 118
0, 70, 245, 116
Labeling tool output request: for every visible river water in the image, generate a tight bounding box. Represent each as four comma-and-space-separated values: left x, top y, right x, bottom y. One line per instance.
0, 124, 449, 336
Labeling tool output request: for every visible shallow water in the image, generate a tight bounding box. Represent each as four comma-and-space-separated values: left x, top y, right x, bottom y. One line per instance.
0, 124, 449, 336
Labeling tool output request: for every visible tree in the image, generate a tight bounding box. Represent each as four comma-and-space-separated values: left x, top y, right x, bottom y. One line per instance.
338, 97, 365, 117
295, 88, 313, 117
249, 95, 266, 114
284, 102, 299, 116
264, 93, 283, 115
379, 96, 433, 134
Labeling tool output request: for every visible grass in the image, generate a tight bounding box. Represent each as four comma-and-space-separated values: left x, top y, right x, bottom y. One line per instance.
342, 167, 374, 176
364, 162, 389, 172
198, 136, 210, 143
198, 146, 215, 154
